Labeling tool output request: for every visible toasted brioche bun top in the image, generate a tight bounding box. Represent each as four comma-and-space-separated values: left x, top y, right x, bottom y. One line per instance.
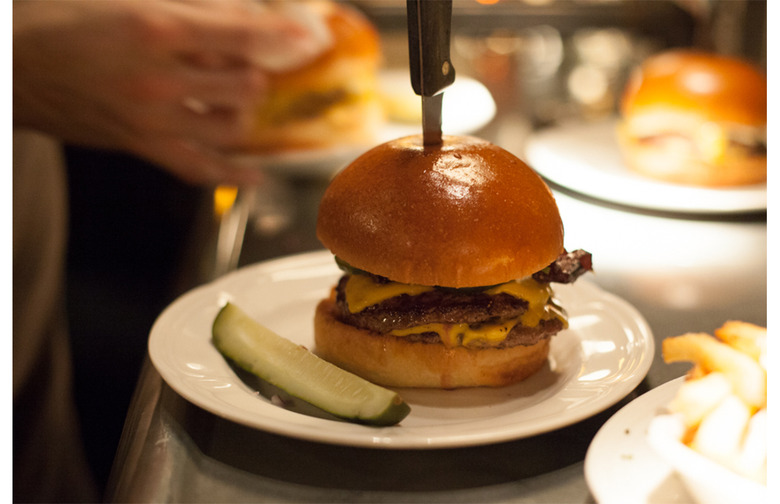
620, 50, 766, 127
317, 135, 564, 288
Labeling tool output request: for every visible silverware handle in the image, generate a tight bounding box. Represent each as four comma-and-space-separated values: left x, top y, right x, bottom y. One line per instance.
406, 0, 455, 97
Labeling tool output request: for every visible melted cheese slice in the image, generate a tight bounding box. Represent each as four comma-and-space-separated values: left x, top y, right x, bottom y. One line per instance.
695, 122, 728, 163
344, 274, 433, 313
343, 275, 566, 348
485, 279, 554, 327
391, 320, 520, 348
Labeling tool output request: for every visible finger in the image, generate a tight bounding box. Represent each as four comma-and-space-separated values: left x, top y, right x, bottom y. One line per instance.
180, 64, 268, 111
126, 59, 267, 147
179, 104, 261, 149
123, 103, 255, 152
123, 77, 262, 149
132, 136, 264, 186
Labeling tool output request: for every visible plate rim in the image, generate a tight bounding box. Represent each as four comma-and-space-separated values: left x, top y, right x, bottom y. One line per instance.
524, 118, 767, 215
149, 250, 655, 449
584, 377, 687, 504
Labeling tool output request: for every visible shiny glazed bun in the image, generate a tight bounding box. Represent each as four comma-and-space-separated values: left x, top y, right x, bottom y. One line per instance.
314, 293, 551, 388
618, 49, 766, 186
316, 134, 564, 288
247, 1, 383, 152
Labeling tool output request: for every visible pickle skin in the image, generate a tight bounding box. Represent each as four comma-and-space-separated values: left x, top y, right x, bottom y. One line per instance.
211, 302, 410, 426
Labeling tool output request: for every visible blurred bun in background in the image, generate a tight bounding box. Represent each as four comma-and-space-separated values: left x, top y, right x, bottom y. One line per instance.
617, 49, 766, 187
247, 0, 383, 153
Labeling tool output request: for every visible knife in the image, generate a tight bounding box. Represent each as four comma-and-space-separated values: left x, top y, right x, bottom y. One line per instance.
406, 0, 455, 146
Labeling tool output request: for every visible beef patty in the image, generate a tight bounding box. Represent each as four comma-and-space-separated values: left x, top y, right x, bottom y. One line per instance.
331, 249, 591, 348
332, 275, 563, 348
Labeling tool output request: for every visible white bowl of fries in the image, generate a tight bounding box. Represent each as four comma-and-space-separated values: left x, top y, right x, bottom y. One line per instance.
647, 321, 768, 504
648, 413, 767, 504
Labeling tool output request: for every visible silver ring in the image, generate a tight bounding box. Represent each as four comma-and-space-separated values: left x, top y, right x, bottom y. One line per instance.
183, 97, 210, 114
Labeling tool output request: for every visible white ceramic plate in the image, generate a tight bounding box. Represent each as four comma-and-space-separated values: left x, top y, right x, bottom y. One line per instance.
585, 377, 693, 504
149, 251, 654, 449
524, 119, 767, 214
232, 73, 496, 177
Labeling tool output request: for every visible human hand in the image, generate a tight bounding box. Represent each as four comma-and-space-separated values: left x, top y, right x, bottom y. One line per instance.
13, 0, 332, 185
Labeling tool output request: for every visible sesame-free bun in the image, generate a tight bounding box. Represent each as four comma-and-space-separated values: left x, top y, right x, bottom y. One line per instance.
247, 1, 383, 152
618, 49, 766, 186
314, 295, 550, 388
621, 50, 766, 125
316, 134, 564, 288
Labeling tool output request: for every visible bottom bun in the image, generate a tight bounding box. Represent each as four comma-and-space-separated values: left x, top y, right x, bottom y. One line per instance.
313, 296, 551, 389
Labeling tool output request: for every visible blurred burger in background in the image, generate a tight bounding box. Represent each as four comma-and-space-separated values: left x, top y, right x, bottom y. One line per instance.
617, 49, 766, 187
246, 0, 384, 153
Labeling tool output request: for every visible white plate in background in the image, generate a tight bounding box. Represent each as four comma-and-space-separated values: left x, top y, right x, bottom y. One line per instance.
525, 119, 766, 214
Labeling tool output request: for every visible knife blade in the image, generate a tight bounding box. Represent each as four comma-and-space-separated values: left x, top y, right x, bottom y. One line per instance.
407, 0, 455, 145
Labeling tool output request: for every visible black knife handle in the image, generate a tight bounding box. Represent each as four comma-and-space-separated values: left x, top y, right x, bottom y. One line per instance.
407, 0, 456, 97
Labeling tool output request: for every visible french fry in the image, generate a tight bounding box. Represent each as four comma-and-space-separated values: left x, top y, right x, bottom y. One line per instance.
662, 333, 767, 410
733, 409, 767, 483
690, 394, 751, 466
686, 364, 707, 380
668, 372, 731, 427
659, 322, 768, 486
714, 320, 766, 366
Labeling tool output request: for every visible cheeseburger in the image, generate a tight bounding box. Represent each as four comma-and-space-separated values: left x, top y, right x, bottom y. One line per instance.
618, 49, 766, 187
247, 0, 383, 152
314, 135, 592, 389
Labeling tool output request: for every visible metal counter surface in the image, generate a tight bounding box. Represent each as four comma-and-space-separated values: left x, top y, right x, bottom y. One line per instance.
106, 186, 767, 503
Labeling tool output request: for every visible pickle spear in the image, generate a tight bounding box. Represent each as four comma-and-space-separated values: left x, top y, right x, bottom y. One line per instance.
212, 302, 410, 426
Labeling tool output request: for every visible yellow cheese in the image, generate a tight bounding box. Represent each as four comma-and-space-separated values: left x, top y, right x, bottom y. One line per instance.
344, 274, 433, 313
696, 122, 727, 163
343, 274, 567, 348
259, 88, 364, 125
391, 319, 520, 348
487, 278, 553, 327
